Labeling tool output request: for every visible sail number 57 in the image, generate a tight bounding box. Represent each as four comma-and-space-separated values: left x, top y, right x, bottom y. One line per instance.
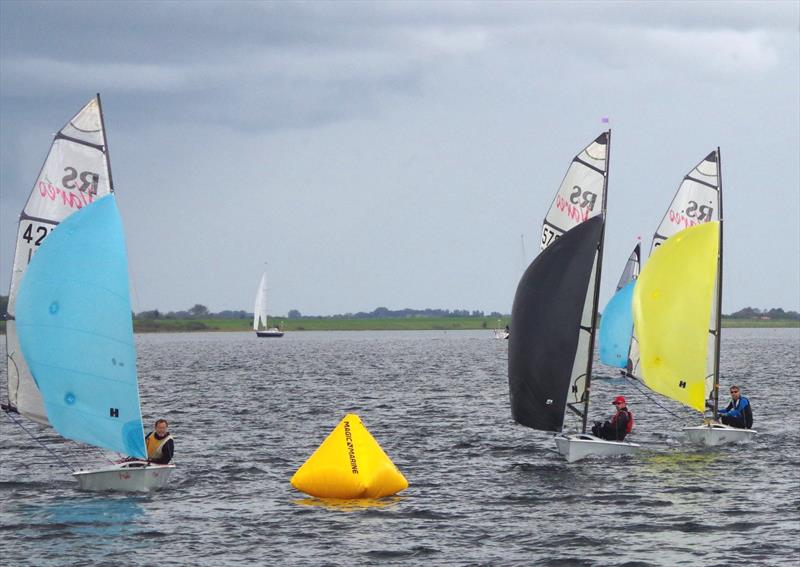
541, 225, 562, 248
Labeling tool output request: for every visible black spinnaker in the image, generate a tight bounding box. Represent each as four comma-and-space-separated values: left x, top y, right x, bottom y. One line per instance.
508, 215, 604, 432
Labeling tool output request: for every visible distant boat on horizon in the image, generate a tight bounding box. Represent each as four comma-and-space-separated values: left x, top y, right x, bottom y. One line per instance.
254, 271, 284, 338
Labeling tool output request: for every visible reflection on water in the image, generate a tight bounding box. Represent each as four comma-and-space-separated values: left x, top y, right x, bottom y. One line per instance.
14, 496, 146, 536
293, 496, 405, 511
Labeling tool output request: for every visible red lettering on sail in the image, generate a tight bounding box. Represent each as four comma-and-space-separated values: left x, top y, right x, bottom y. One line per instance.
36, 180, 94, 210
556, 194, 591, 223
667, 208, 708, 230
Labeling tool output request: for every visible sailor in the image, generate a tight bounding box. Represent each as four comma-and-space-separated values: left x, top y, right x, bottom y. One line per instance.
591, 396, 634, 441
718, 386, 753, 429
145, 419, 175, 464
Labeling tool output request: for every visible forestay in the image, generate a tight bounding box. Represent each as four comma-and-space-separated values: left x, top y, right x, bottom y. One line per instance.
632, 222, 720, 412
6, 96, 113, 425
509, 216, 604, 432
15, 195, 147, 458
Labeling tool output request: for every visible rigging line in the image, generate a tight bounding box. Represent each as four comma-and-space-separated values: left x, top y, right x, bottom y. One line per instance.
2, 410, 75, 473
626, 375, 686, 421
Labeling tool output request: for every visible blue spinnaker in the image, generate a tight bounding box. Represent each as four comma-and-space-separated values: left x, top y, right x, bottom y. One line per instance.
599, 280, 636, 369
15, 195, 146, 458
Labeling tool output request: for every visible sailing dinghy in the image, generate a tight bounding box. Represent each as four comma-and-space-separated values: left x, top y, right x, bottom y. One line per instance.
493, 320, 509, 340
508, 132, 639, 462
254, 271, 284, 337
4, 96, 174, 491
632, 150, 755, 446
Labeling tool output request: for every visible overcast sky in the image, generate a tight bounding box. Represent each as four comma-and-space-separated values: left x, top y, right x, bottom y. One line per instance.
1, 1, 798, 316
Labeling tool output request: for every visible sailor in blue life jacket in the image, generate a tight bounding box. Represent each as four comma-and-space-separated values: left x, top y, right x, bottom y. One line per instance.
718, 386, 753, 429
145, 418, 174, 464
591, 396, 634, 441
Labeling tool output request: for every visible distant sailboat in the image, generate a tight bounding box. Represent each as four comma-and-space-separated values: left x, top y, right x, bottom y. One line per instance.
632, 149, 756, 446
4, 96, 174, 491
508, 132, 639, 462
254, 271, 284, 338
493, 320, 509, 340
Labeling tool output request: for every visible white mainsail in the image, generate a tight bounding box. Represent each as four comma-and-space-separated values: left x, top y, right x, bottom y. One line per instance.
539, 132, 609, 423
651, 152, 720, 251
540, 133, 607, 250
253, 272, 269, 331
6, 96, 113, 425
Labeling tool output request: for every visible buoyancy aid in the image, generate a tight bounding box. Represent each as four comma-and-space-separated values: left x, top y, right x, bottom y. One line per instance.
611, 408, 634, 434
146, 433, 173, 461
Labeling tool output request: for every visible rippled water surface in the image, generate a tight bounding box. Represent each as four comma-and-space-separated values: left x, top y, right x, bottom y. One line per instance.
2, 328, 799, 566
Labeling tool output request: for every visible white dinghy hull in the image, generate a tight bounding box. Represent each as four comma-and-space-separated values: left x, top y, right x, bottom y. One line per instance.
72, 461, 175, 492
683, 422, 757, 447
554, 433, 640, 463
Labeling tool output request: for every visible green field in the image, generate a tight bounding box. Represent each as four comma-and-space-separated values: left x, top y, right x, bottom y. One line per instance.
132, 316, 512, 333
0, 316, 796, 335
123, 316, 800, 333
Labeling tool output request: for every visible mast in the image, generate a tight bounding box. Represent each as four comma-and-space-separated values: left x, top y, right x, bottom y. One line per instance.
96, 93, 115, 193
581, 129, 611, 433
712, 147, 723, 418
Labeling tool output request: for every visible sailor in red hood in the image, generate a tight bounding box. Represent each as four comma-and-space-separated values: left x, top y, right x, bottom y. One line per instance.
591, 396, 634, 441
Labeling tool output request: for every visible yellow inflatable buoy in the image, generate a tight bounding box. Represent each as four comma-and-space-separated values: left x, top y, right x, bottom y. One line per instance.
291, 414, 408, 499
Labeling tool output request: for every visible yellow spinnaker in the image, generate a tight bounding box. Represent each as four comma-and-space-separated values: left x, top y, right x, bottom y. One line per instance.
632, 222, 719, 412
291, 414, 408, 499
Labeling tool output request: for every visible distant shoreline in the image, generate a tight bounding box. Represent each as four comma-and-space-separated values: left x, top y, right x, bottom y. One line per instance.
108, 317, 800, 333
0, 317, 796, 335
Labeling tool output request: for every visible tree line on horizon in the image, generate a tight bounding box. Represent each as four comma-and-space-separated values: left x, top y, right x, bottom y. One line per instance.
0, 297, 798, 321
132, 305, 506, 320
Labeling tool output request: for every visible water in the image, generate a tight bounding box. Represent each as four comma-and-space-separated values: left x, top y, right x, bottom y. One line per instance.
1, 328, 798, 566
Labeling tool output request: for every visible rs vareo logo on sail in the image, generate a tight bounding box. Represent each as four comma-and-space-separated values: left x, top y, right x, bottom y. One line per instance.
37, 167, 100, 210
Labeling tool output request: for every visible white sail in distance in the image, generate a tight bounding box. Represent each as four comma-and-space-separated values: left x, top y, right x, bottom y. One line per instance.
253, 272, 269, 331
6, 96, 113, 425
